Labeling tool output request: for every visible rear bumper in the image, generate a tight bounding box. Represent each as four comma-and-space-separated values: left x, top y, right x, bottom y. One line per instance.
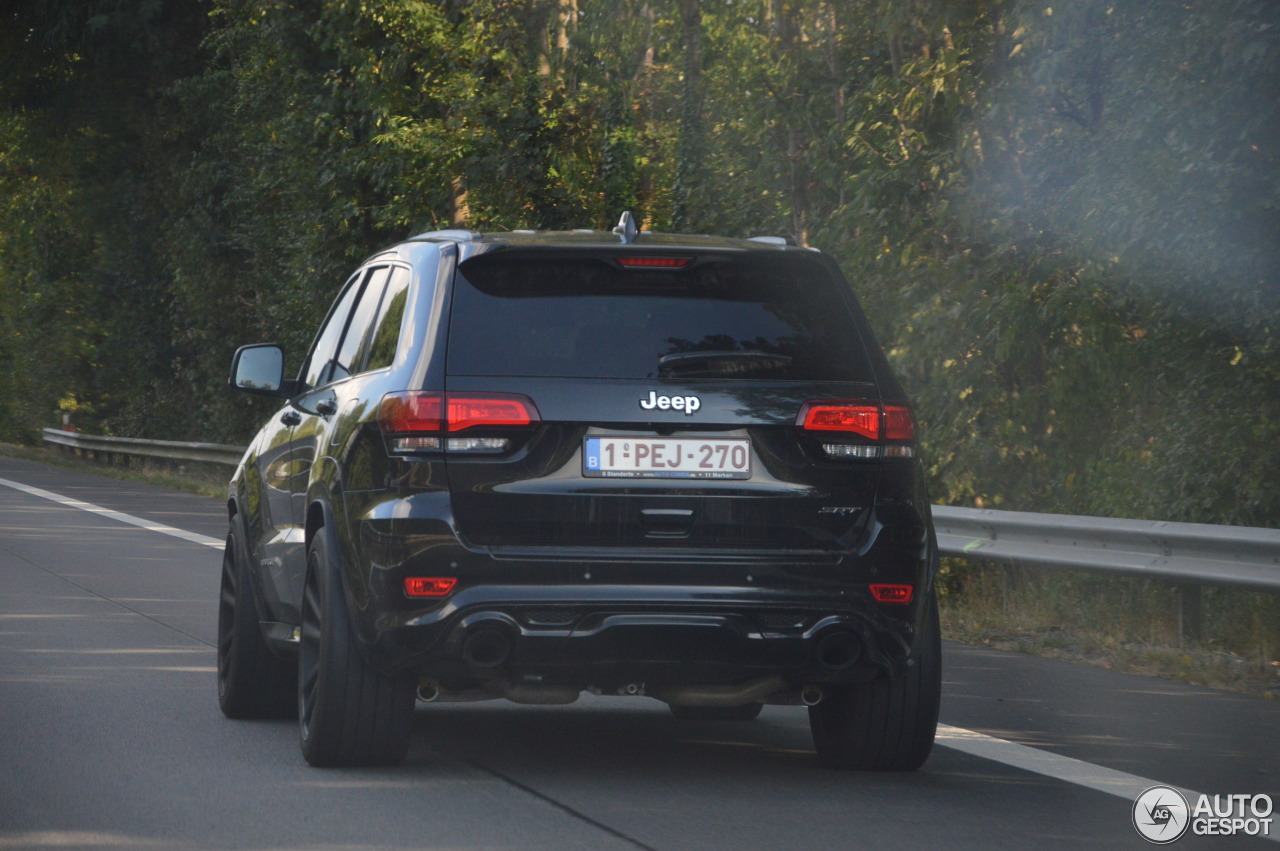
346, 495, 935, 690
365, 581, 925, 689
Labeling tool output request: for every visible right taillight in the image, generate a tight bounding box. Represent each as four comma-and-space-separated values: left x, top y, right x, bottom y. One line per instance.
797, 400, 916, 459
379, 392, 540, 454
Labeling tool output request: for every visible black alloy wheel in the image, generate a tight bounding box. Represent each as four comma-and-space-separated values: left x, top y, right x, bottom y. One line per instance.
217, 522, 295, 719
807, 589, 941, 770
298, 526, 416, 767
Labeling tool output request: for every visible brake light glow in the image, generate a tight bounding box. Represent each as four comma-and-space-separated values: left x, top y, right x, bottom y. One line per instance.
616, 256, 692, 269
404, 577, 457, 598
869, 584, 913, 604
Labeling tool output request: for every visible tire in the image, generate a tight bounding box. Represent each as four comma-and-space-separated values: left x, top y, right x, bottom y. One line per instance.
298, 527, 415, 767
808, 590, 941, 770
217, 522, 296, 719
669, 703, 764, 721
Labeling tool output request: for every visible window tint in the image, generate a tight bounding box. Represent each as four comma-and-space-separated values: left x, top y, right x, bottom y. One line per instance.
301, 272, 364, 389
360, 266, 410, 372
449, 255, 873, 381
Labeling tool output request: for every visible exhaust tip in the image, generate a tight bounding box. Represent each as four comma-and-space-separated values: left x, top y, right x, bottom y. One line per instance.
417, 679, 440, 703
801, 685, 824, 706
461, 627, 513, 669
815, 630, 862, 671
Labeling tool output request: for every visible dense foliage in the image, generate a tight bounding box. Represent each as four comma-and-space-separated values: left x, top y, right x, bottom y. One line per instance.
2, 0, 1277, 527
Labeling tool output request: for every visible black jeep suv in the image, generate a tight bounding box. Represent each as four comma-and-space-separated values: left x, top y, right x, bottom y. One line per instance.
219, 214, 940, 770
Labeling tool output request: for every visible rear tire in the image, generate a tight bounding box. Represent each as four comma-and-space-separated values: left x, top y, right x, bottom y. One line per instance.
298, 527, 415, 767
808, 590, 941, 770
669, 703, 764, 721
217, 522, 295, 719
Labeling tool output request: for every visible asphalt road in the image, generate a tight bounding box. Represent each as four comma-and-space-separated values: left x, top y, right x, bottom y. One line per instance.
1, 454, 1276, 850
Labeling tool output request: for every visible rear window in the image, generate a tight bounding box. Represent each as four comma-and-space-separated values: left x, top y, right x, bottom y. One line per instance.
448, 253, 874, 381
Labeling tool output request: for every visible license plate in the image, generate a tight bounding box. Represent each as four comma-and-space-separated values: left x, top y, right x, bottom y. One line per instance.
583, 437, 751, 479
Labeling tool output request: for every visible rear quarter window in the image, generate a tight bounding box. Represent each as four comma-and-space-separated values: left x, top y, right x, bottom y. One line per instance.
448, 253, 874, 382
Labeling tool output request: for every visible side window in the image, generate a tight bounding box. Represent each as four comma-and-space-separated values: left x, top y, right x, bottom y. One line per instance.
301, 272, 365, 390
359, 266, 411, 373
333, 266, 390, 379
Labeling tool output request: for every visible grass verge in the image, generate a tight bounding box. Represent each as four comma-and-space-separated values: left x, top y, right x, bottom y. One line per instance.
939, 560, 1280, 700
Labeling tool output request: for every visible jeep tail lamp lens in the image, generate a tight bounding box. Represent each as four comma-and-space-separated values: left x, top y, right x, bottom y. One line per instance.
404, 577, 457, 598
869, 584, 913, 604
798, 401, 916, 458
380, 392, 540, 453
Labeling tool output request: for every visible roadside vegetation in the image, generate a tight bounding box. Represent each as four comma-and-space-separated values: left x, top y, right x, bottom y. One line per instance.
1, 1, 1275, 689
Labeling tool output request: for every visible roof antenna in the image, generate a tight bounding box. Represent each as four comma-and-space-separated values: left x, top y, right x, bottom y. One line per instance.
612, 211, 638, 244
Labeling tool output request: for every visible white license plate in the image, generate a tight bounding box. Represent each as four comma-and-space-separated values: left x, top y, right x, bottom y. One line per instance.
583, 437, 751, 479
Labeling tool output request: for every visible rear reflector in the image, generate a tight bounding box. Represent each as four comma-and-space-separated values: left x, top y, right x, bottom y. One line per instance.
869, 584, 913, 604
616, 256, 692, 269
404, 577, 457, 598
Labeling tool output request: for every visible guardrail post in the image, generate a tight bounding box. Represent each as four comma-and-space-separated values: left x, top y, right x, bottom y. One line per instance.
1176, 583, 1203, 645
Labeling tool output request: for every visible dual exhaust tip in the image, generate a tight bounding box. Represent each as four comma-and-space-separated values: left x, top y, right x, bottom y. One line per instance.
437, 622, 859, 703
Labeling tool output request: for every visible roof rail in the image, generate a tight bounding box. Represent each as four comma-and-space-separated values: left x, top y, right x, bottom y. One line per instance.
747, 235, 794, 247
410, 228, 482, 242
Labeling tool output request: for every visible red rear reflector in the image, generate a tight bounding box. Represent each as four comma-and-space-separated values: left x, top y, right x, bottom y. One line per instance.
446, 395, 538, 432
869, 584, 913, 604
616, 256, 692, 268
404, 577, 457, 598
799, 403, 881, 439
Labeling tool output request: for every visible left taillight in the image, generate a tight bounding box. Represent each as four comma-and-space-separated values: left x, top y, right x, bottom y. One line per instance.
797, 400, 916, 459
379, 392, 540, 454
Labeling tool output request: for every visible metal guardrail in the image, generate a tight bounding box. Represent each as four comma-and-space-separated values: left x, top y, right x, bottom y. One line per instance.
934, 506, 1280, 592
42, 428, 1280, 593
42, 428, 244, 468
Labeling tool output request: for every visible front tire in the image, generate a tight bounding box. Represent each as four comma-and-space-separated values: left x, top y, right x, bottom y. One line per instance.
217, 522, 295, 719
808, 589, 941, 770
298, 527, 415, 767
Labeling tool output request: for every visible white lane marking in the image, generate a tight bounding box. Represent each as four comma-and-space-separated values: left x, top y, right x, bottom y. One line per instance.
938, 724, 1280, 843
936, 724, 1199, 801
0, 476, 224, 550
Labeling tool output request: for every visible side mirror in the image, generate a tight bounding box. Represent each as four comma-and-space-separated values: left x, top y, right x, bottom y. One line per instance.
230, 344, 291, 397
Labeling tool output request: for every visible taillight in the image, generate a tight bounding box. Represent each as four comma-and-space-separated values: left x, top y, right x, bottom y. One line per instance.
869, 584, 913, 604
797, 400, 916, 459
379, 392, 539, 453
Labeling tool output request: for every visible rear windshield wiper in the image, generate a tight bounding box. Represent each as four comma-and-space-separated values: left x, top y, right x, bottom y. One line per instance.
657, 350, 793, 377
